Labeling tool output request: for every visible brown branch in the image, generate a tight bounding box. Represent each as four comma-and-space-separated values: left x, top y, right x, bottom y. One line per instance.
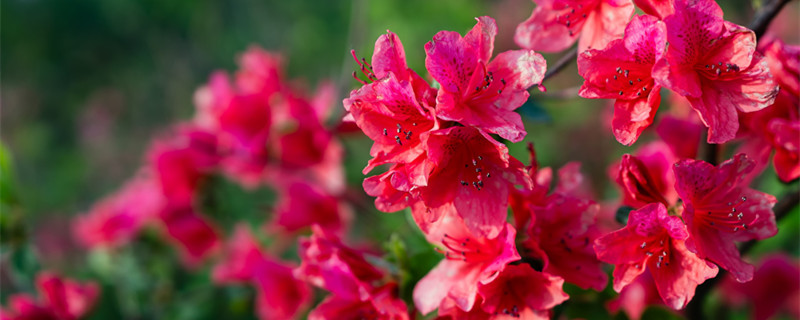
748, 0, 794, 40
542, 46, 578, 84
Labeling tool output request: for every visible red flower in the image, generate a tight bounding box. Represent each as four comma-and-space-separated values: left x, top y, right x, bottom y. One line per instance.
614, 141, 679, 209
148, 126, 219, 203
1, 272, 99, 320
606, 271, 666, 320
477, 264, 569, 319
344, 73, 437, 174
158, 202, 221, 266
515, 0, 634, 53
308, 283, 409, 320
426, 16, 546, 142
653, 0, 780, 143
578, 15, 666, 145
738, 38, 800, 182
521, 191, 609, 291
213, 226, 311, 320
72, 172, 163, 248
720, 254, 800, 320
417, 127, 530, 238
632, 0, 674, 19
294, 226, 385, 301
362, 157, 427, 213
413, 210, 520, 315
674, 154, 778, 282
270, 178, 349, 233
595, 203, 718, 309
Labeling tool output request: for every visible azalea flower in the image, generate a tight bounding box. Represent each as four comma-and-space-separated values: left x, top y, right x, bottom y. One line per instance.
720, 254, 800, 320
632, 0, 674, 19
477, 264, 569, 319
426, 16, 546, 142
413, 210, 520, 314
595, 202, 718, 309
1, 272, 99, 320
417, 126, 530, 238
515, 0, 634, 53
513, 161, 608, 290
614, 141, 679, 209
294, 226, 385, 301
270, 178, 349, 234
674, 154, 778, 282
158, 202, 221, 266
653, 0, 780, 143
362, 157, 427, 213
72, 171, 163, 248
578, 15, 666, 145
344, 73, 437, 174
738, 38, 800, 182
213, 226, 311, 320
308, 283, 409, 320
606, 271, 666, 320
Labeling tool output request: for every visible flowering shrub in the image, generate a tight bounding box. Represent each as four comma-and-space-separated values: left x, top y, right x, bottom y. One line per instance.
1, 0, 798, 319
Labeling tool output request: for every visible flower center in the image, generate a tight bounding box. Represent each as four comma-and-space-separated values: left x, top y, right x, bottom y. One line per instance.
436, 233, 494, 262
459, 155, 492, 191
698, 195, 750, 233
698, 61, 741, 80
639, 237, 672, 269
553, 2, 592, 36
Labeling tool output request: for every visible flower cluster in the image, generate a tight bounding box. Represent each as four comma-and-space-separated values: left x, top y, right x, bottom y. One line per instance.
516, 0, 780, 145
6, 0, 795, 319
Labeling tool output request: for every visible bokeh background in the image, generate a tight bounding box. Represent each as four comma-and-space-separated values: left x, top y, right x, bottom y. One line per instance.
1, 0, 798, 319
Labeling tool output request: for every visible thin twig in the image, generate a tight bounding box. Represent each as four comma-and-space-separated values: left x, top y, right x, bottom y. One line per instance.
702, 140, 720, 165
748, 0, 794, 39
542, 46, 578, 84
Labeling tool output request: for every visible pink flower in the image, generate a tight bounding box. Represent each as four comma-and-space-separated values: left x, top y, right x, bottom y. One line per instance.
738, 39, 800, 182
270, 178, 349, 233
614, 141, 679, 209
308, 283, 409, 320
633, 0, 674, 19
193, 48, 281, 187
417, 126, 530, 238
515, 0, 634, 53
234, 46, 284, 95
343, 72, 437, 173
510, 156, 607, 290
426, 16, 546, 142
606, 271, 666, 319
594, 203, 718, 309
413, 210, 520, 314
653, 0, 780, 143
158, 202, 221, 266
148, 126, 219, 203
434, 297, 501, 320
362, 157, 427, 213
720, 254, 800, 320
769, 119, 800, 181
294, 226, 385, 301
72, 172, 163, 248
268, 93, 334, 172
655, 115, 703, 160
521, 191, 609, 291
673, 154, 778, 282
2, 272, 99, 320
213, 226, 311, 320
477, 264, 569, 319
578, 15, 666, 145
